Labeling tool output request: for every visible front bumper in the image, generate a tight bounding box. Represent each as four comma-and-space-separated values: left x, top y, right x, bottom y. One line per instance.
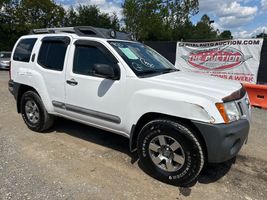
193, 119, 250, 163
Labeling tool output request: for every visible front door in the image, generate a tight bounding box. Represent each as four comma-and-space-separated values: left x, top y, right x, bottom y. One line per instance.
64, 40, 126, 131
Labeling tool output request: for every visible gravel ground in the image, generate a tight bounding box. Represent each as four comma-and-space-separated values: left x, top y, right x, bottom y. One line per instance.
0, 70, 266, 200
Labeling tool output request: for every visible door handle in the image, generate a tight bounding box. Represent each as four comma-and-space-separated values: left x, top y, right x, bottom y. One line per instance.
66, 78, 78, 86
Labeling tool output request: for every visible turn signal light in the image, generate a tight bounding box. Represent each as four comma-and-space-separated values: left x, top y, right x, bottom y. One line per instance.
216, 103, 229, 123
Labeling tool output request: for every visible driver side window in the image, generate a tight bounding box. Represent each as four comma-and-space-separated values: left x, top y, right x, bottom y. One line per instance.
73, 44, 117, 77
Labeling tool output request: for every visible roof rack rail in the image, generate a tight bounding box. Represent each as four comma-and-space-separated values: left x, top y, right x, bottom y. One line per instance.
30, 26, 136, 41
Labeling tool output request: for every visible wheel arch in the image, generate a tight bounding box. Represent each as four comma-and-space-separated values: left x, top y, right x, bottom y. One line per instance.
16, 84, 40, 113
129, 112, 208, 161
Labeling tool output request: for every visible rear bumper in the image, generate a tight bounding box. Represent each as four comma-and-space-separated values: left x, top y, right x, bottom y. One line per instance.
193, 119, 250, 163
8, 80, 14, 95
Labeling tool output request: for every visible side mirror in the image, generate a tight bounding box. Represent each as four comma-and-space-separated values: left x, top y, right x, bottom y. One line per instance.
93, 64, 119, 80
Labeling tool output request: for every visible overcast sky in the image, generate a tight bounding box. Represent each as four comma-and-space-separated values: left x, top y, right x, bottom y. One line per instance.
55, 0, 267, 38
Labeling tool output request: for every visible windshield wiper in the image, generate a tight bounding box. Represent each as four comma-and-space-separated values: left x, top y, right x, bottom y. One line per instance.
159, 68, 179, 74
138, 70, 159, 76
138, 68, 179, 77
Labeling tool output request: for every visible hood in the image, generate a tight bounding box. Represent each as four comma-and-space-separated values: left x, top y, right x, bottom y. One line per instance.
143, 71, 242, 102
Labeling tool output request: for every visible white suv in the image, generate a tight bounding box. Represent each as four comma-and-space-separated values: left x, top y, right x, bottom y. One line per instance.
8, 26, 251, 186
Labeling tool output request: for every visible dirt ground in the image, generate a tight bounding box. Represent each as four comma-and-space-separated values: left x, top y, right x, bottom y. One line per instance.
0, 70, 266, 200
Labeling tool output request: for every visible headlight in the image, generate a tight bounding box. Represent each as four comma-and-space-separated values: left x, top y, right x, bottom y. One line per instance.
222, 85, 246, 102
216, 102, 241, 123
224, 102, 241, 122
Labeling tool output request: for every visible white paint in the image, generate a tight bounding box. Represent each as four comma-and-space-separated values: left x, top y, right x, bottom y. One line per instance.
11, 33, 251, 138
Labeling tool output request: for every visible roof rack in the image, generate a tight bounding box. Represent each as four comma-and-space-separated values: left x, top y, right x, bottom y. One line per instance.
30, 26, 135, 41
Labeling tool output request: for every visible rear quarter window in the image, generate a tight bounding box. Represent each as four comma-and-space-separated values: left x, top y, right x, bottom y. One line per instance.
13, 38, 37, 62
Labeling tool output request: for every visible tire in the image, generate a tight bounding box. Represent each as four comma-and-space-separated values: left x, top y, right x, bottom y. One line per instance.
137, 119, 205, 186
21, 90, 54, 132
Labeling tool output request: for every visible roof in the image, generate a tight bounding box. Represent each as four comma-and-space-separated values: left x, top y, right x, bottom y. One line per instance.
30, 26, 135, 41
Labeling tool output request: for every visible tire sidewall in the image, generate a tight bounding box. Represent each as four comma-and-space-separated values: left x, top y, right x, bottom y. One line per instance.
21, 91, 45, 131
137, 120, 204, 186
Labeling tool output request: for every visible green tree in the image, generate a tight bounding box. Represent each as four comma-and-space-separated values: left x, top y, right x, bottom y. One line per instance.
220, 30, 232, 39
0, 0, 11, 7
64, 6, 78, 26
256, 32, 267, 40
171, 19, 195, 41
110, 12, 120, 31
191, 14, 219, 40
0, 0, 66, 50
65, 5, 120, 30
122, 0, 199, 41
17, 0, 66, 29
0, 0, 22, 50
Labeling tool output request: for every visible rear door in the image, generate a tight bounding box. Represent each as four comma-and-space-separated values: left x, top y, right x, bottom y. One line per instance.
35, 36, 71, 112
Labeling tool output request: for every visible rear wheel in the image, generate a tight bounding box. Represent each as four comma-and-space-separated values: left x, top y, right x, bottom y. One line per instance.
137, 119, 205, 186
21, 91, 54, 132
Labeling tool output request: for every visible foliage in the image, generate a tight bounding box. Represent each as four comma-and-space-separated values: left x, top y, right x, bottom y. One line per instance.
18, 0, 65, 28
0, 0, 22, 50
256, 33, 267, 40
220, 30, 233, 40
122, 0, 199, 41
189, 14, 219, 40
0, 0, 234, 50
0, 1, 120, 50
0, 0, 66, 50
64, 5, 120, 30
122, 1, 233, 41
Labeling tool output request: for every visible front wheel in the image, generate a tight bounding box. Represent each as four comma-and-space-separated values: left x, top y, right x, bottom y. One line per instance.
137, 119, 205, 186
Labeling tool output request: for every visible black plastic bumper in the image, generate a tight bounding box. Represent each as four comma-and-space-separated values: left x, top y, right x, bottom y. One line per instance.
8, 80, 15, 95
8, 80, 20, 100
192, 119, 250, 163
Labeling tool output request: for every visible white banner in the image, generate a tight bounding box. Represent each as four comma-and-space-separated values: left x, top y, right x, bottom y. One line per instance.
175, 39, 264, 84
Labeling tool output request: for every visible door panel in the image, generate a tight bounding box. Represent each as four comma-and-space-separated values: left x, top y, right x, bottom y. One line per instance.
35, 37, 70, 111
65, 40, 126, 130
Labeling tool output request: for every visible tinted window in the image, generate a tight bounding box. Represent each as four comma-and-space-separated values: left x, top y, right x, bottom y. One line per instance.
38, 40, 68, 71
73, 45, 116, 76
13, 38, 37, 62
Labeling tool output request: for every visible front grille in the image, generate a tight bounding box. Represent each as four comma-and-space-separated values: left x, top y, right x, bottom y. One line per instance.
235, 94, 251, 120
237, 102, 244, 116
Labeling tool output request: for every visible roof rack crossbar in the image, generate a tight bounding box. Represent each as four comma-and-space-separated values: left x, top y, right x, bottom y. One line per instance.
31, 27, 76, 34
30, 26, 135, 41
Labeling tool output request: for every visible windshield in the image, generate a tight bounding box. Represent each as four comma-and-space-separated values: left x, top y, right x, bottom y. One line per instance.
108, 41, 177, 77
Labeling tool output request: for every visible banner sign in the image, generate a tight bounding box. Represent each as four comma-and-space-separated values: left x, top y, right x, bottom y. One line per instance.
175, 39, 264, 84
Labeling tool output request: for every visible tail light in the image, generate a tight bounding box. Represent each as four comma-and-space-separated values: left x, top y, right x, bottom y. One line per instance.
9, 61, 11, 80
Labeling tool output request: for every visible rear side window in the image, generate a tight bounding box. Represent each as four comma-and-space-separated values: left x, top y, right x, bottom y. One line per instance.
13, 38, 37, 62
38, 40, 68, 71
